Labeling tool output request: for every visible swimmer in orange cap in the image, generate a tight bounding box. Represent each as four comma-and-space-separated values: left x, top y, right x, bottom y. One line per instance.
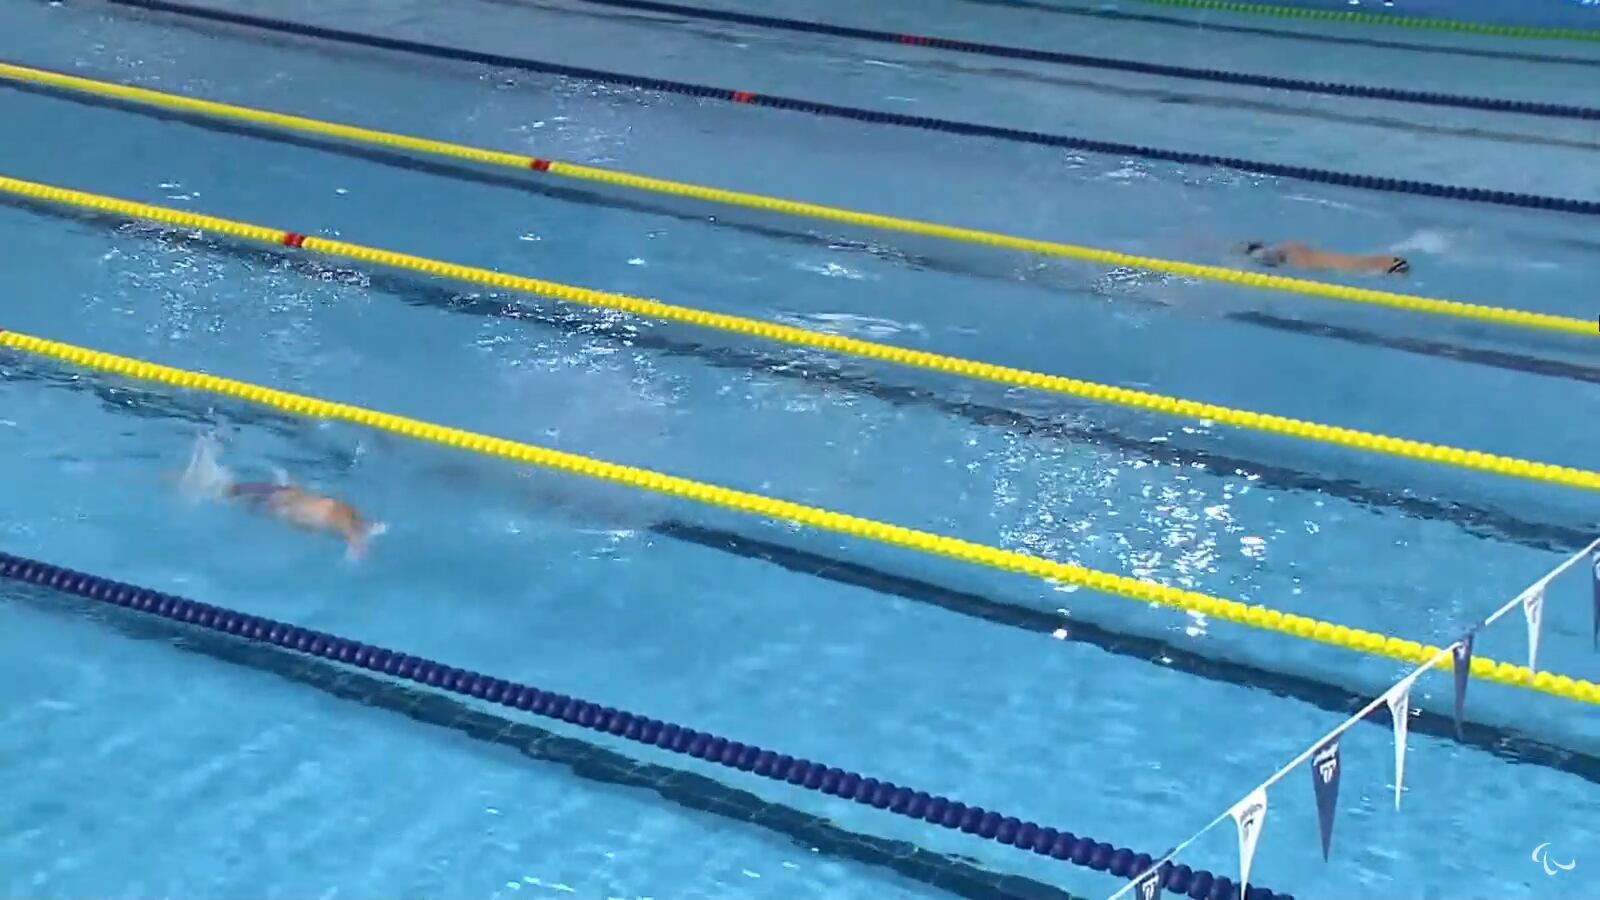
1239, 241, 1409, 276
178, 435, 386, 560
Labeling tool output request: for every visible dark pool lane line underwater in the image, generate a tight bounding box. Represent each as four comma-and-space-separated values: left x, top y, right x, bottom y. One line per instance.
5, 190, 1593, 557
908, 57, 1600, 154
0, 582, 1089, 900
6, 76, 1599, 398
0, 558, 1286, 900
93, 0, 1600, 216
521, 0, 1600, 121
6, 347, 1599, 794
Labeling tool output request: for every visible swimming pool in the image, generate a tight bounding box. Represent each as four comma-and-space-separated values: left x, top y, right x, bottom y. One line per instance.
2, 0, 1598, 897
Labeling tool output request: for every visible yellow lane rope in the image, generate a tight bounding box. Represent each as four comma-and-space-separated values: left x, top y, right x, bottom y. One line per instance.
0, 60, 1590, 339
6, 171, 1599, 495
3, 328, 1592, 704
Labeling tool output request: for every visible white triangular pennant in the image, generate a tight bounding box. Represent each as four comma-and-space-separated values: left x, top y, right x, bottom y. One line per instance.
1523, 586, 1545, 672
1229, 787, 1268, 898
1385, 676, 1416, 811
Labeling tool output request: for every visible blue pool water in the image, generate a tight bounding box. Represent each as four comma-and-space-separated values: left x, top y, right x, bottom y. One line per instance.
2, 1, 1598, 898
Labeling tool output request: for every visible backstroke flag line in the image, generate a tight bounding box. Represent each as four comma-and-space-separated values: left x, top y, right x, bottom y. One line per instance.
1102, 538, 1600, 900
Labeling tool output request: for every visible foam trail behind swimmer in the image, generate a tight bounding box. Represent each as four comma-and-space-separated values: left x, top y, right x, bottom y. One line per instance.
179, 434, 234, 502
344, 520, 388, 562
1391, 230, 1451, 256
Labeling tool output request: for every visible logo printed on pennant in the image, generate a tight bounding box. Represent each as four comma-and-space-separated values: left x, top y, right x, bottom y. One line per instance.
1310, 738, 1341, 861
1135, 869, 1163, 900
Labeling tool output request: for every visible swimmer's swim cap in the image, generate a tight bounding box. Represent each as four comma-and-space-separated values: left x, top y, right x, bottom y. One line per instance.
1242, 242, 1286, 267
1387, 257, 1410, 274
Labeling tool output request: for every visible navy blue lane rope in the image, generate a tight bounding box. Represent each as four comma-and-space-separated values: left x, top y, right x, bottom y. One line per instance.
558, 0, 1600, 122
107, 0, 1600, 217
0, 551, 1290, 900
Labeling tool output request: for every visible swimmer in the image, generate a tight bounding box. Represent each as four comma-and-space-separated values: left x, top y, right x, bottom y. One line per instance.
178, 435, 386, 560
1239, 241, 1410, 276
